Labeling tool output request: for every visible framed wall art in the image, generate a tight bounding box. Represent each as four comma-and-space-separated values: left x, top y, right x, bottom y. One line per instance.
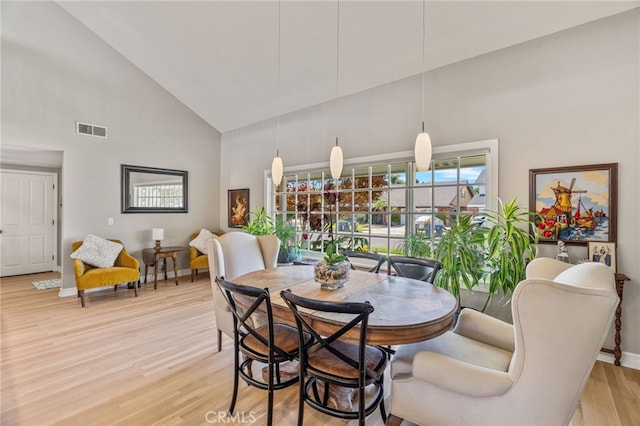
529, 163, 617, 245
588, 241, 616, 273
228, 188, 249, 228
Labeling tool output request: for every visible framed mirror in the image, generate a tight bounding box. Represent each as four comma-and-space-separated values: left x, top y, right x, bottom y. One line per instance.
121, 164, 188, 213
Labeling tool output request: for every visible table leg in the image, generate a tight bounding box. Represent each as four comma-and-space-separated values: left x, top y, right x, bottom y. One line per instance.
172, 253, 179, 285
612, 280, 623, 366
154, 260, 159, 290
163, 258, 168, 281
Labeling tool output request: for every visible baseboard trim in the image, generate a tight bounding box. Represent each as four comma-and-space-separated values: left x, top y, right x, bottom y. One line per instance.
58, 268, 195, 298
597, 350, 640, 370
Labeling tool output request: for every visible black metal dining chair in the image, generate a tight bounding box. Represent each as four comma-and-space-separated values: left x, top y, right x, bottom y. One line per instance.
388, 255, 443, 284
343, 251, 387, 273
280, 289, 387, 426
216, 277, 309, 426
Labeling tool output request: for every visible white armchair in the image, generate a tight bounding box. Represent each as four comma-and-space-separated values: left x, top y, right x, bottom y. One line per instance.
206, 232, 280, 352
387, 258, 618, 426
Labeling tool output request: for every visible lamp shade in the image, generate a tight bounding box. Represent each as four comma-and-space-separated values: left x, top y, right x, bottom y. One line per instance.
415, 132, 432, 172
330, 145, 343, 179
271, 155, 283, 186
152, 228, 164, 241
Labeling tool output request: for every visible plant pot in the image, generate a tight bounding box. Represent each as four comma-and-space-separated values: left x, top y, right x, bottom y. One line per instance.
314, 260, 350, 290
277, 247, 297, 265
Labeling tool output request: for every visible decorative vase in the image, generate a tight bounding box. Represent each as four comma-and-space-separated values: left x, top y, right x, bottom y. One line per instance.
314, 260, 350, 290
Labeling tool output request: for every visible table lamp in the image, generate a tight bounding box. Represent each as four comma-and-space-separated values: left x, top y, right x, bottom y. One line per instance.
152, 228, 164, 252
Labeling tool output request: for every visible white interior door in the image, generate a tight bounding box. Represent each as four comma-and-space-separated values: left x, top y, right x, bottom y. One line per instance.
1, 170, 57, 277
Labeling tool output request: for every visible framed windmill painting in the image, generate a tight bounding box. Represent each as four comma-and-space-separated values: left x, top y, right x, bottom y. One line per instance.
529, 163, 617, 245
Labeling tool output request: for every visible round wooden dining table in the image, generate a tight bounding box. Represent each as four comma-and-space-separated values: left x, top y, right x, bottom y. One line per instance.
234, 264, 458, 346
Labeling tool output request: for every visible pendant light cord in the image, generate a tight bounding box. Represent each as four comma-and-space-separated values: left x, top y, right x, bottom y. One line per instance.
336, 0, 340, 100
276, 0, 281, 156
335, 0, 340, 147
421, 0, 425, 131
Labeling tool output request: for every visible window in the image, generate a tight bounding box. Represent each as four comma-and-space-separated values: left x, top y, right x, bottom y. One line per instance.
133, 183, 184, 208
268, 140, 498, 259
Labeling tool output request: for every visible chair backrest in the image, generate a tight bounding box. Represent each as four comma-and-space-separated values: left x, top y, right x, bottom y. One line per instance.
388, 256, 442, 283
216, 277, 293, 360
506, 258, 618, 424
343, 251, 387, 273
206, 232, 280, 341
209, 232, 280, 280
71, 239, 130, 268
280, 290, 378, 380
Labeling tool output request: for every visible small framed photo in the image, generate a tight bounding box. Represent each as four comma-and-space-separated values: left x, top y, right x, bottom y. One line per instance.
228, 188, 249, 228
588, 242, 616, 273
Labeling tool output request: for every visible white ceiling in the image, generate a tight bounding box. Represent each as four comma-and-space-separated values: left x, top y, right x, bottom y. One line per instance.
2, 1, 638, 168
56, 0, 639, 134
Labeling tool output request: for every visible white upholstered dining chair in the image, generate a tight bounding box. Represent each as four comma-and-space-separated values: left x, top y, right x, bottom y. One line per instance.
206, 232, 280, 352
387, 257, 618, 426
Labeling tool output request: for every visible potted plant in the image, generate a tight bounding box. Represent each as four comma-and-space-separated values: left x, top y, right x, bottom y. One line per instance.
314, 240, 350, 290
480, 197, 538, 311
426, 198, 537, 312
433, 214, 486, 306
312, 184, 350, 290
274, 218, 297, 264
244, 207, 301, 265
242, 207, 275, 236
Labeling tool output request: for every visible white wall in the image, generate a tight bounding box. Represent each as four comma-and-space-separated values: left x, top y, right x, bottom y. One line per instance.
221, 10, 640, 358
1, 2, 222, 288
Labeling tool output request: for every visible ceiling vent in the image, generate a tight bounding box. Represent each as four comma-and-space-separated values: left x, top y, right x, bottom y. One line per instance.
76, 121, 107, 138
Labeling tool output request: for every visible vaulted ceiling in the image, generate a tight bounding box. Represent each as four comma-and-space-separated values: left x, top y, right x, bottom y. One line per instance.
56, 1, 639, 134
3, 2, 638, 168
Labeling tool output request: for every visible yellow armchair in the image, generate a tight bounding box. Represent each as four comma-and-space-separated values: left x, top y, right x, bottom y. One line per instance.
189, 230, 223, 282
71, 239, 140, 307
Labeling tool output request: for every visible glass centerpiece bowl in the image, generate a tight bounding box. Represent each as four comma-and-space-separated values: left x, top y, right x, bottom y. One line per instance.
314, 242, 350, 290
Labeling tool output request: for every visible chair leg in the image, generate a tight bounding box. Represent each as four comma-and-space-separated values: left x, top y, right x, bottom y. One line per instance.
379, 386, 387, 423
267, 362, 274, 426
114, 285, 118, 292
79, 290, 86, 308
217, 329, 222, 352
228, 339, 240, 416
191, 269, 194, 282
297, 375, 305, 426
134, 280, 139, 297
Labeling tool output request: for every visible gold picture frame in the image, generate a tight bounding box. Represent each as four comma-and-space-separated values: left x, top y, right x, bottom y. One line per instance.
228, 188, 249, 228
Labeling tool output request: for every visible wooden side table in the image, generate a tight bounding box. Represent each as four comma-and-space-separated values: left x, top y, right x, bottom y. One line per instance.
601, 273, 630, 366
142, 246, 188, 290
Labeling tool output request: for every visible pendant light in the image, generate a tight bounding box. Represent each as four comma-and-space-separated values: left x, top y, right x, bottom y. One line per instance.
329, 0, 343, 180
271, 0, 284, 186
414, 0, 432, 172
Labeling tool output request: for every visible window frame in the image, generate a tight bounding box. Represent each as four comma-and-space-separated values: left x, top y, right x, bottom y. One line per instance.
264, 139, 499, 259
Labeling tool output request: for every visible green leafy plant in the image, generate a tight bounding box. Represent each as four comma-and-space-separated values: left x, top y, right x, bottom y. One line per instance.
243, 207, 275, 236
433, 214, 486, 306
274, 218, 297, 263
481, 197, 538, 311
323, 241, 347, 265
403, 230, 434, 258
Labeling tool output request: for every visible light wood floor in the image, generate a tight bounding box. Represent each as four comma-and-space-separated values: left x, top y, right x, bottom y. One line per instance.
1, 272, 638, 426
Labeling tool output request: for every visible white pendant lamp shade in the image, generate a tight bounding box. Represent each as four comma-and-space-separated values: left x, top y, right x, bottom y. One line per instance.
415, 131, 432, 171
271, 154, 283, 185
330, 140, 343, 179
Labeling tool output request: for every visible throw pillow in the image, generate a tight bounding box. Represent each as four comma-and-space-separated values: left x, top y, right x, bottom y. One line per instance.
71, 234, 123, 268
190, 229, 215, 254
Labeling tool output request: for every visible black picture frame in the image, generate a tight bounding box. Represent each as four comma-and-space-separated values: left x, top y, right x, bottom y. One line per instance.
529, 163, 617, 245
228, 188, 249, 228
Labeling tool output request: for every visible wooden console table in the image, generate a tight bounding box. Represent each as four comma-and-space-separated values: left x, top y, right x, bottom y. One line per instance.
601, 273, 630, 366
142, 246, 188, 290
